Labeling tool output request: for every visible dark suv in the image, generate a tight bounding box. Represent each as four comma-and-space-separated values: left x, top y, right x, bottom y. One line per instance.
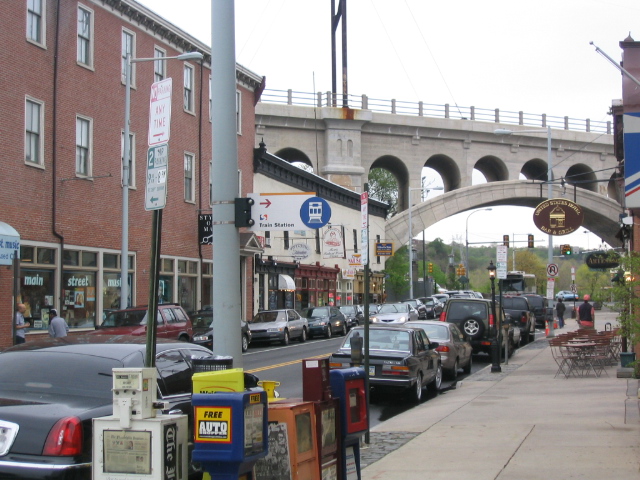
501, 295, 536, 345
439, 298, 517, 356
522, 294, 553, 328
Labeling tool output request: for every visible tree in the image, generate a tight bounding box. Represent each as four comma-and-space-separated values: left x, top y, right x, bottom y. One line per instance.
509, 250, 546, 294
610, 252, 640, 356
383, 245, 410, 298
368, 168, 398, 217
575, 264, 611, 302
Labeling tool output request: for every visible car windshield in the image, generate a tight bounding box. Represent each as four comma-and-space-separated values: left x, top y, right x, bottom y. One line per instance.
250, 311, 285, 324
0, 351, 121, 400
190, 313, 212, 329
502, 297, 528, 309
415, 323, 448, 340
303, 307, 329, 318
423, 299, 436, 306
344, 329, 411, 353
102, 309, 147, 327
339, 306, 355, 314
402, 300, 417, 307
378, 304, 402, 314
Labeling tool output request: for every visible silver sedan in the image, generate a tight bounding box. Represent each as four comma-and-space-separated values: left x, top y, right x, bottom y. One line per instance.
369, 303, 419, 324
404, 320, 473, 380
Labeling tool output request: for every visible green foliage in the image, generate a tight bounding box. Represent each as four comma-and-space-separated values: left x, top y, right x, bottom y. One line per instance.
575, 264, 611, 302
368, 168, 398, 217
382, 245, 410, 298
509, 250, 546, 294
610, 252, 640, 350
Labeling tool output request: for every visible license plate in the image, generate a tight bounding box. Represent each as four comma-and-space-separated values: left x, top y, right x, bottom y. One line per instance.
369, 366, 375, 376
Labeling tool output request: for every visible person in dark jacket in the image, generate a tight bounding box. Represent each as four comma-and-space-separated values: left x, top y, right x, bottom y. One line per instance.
577, 295, 595, 328
555, 298, 566, 328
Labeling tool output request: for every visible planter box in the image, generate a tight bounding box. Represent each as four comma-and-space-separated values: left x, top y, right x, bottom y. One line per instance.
620, 351, 636, 368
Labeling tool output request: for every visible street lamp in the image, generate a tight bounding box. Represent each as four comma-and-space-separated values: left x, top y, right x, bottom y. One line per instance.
121, 51, 203, 309
495, 126, 555, 337
487, 260, 501, 373
465, 208, 492, 277
407, 185, 444, 299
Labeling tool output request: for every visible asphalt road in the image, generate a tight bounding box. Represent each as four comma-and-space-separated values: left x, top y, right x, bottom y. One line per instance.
234, 329, 547, 428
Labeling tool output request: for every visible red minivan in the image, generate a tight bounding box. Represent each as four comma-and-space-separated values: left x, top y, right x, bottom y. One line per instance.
90, 304, 193, 342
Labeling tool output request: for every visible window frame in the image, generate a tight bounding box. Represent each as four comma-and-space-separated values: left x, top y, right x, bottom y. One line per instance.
75, 115, 93, 177
121, 28, 136, 86
26, 0, 46, 47
121, 131, 136, 188
77, 4, 94, 68
184, 152, 195, 203
25, 97, 44, 167
183, 63, 195, 114
154, 47, 166, 82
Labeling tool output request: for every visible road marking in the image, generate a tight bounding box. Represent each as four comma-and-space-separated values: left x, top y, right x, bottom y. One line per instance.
244, 353, 331, 374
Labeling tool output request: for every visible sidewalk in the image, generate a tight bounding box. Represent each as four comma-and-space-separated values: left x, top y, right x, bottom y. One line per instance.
360, 307, 640, 479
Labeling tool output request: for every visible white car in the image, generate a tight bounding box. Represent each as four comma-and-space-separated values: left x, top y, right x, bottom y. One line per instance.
369, 303, 419, 324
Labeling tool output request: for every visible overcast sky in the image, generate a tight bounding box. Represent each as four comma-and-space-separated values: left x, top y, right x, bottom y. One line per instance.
137, 0, 637, 251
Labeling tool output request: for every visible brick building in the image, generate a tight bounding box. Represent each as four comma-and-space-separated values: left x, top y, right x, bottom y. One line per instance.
0, 0, 264, 347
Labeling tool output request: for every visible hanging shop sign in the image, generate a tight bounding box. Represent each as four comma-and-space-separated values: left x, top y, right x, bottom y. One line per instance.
532, 198, 583, 236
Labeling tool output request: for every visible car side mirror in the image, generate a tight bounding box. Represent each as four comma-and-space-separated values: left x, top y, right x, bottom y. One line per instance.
430, 342, 439, 350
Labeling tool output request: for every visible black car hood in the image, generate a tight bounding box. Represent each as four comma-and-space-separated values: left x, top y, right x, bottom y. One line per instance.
0, 391, 111, 455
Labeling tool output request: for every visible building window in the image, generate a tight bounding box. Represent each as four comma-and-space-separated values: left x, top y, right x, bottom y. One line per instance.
183, 64, 194, 112
25, 98, 44, 166
76, 116, 92, 177
184, 152, 195, 203
121, 131, 135, 187
27, 0, 45, 45
284, 231, 289, 249
353, 229, 358, 253
154, 47, 166, 82
236, 90, 241, 134
77, 5, 93, 67
121, 30, 135, 84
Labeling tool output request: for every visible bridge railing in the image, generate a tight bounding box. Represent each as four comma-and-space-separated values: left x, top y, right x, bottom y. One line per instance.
259, 89, 612, 135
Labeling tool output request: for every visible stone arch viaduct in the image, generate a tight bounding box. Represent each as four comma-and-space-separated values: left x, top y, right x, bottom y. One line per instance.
254, 95, 621, 246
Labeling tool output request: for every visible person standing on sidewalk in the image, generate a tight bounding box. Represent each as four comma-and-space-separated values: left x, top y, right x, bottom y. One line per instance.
15, 303, 30, 344
48, 309, 69, 338
555, 298, 566, 328
577, 294, 595, 328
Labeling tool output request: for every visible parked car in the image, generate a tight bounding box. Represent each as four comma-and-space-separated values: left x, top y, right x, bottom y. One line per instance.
0, 335, 213, 479
329, 325, 442, 402
338, 304, 364, 330
190, 310, 252, 352
301, 306, 347, 338
522, 294, 553, 328
417, 296, 445, 319
439, 298, 517, 357
501, 295, 537, 345
432, 293, 450, 305
401, 299, 428, 319
556, 290, 579, 301
404, 320, 472, 380
247, 309, 308, 345
90, 304, 193, 342
370, 302, 419, 324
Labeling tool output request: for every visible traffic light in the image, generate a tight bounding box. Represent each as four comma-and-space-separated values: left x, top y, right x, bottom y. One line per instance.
527, 234, 534, 248
560, 244, 572, 255
503, 235, 509, 247
428, 262, 433, 273
234, 197, 255, 227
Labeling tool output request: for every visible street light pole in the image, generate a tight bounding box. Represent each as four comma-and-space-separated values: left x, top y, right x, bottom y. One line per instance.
407, 185, 443, 299
121, 51, 203, 311
465, 208, 492, 277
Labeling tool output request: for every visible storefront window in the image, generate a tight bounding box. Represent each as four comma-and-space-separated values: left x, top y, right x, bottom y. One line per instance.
202, 262, 212, 308
179, 276, 196, 315
62, 270, 97, 328
19, 268, 55, 330
159, 276, 173, 304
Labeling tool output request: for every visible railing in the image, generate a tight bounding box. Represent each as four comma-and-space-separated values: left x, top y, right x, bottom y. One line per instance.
259, 89, 612, 135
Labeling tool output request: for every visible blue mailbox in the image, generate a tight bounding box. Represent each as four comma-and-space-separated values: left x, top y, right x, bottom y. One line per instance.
330, 367, 368, 480
192, 391, 268, 480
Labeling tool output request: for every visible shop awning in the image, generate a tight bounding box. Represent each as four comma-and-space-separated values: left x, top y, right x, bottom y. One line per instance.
278, 274, 295, 291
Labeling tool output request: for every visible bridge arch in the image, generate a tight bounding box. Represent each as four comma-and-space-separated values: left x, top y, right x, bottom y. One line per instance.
521, 158, 549, 182
474, 155, 508, 183
385, 180, 623, 248
564, 164, 598, 192
424, 154, 461, 193
273, 147, 313, 169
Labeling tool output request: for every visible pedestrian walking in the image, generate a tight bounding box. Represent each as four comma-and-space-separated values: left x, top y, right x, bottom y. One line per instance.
577, 294, 595, 328
15, 303, 30, 344
48, 309, 69, 338
555, 297, 566, 328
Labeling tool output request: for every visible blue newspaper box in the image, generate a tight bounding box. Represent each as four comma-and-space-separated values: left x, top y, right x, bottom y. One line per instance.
192, 391, 268, 480
330, 368, 368, 480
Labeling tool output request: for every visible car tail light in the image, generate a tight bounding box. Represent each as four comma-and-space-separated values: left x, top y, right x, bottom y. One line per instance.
489, 313, 494, 327
382, 365, 410, 376
43, 417, 83, 456
521, 314, 527, 324
439, 312, 446, 322
436, 345, 450, 353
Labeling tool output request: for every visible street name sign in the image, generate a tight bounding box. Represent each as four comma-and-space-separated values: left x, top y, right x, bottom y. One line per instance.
148, 79, 172, 146
145, 144, 169, 211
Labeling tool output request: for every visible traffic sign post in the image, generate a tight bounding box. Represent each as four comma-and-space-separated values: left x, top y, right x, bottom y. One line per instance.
547, 263, 559, 277
145, 144, 169, 211
148, 79, 173, 146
